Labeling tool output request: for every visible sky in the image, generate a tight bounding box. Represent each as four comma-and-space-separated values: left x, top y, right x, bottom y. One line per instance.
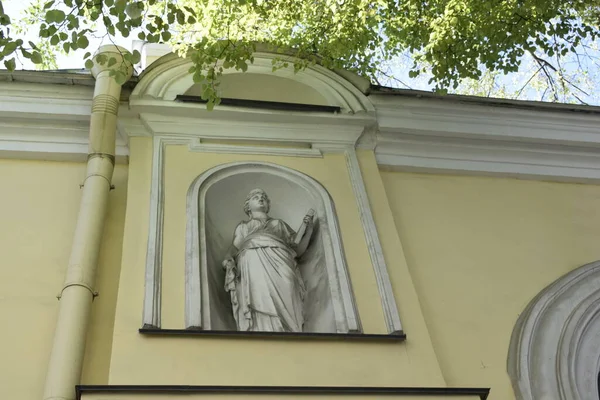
3, 0, 600, 106
3, 0, 135, 70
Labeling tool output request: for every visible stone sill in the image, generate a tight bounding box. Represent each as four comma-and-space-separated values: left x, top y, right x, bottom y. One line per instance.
139, 328, 407, 342
77, 385, 489, 400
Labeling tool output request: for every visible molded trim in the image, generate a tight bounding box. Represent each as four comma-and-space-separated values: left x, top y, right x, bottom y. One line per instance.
508, 260, 600, 399
345, 148, 403, 334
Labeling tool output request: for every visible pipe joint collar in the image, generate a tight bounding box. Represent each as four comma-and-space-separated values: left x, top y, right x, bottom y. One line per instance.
88, 153, 115, 164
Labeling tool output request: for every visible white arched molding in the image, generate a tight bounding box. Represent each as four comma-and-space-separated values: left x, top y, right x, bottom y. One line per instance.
508, 260, 600, 400
130, 52, 374, 114
185, 161, 361, 333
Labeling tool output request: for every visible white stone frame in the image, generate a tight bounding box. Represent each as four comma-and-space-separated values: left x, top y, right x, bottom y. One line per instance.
139, 137, 404, 334
134, 52, 403, 334
184, 161, 361, 333
507, 260, 600, 399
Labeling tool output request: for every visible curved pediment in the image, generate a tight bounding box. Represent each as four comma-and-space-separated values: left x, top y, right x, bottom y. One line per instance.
184, 73, 330, 106
130, 51, 373, 114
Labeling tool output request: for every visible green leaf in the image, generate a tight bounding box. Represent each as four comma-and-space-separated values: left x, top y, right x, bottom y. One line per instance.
176, 10, 185, 25
45, 10, 65, 24
77, 35, 89, 49
131, 50, 141, 64
30, 52, 43, 64
4, 41, 18, 55
125, 2, 143, 19
85, 59, 94, 69
112, 70, 127, 85
4, 58, 16, 71
95, 54, 107, 65
114, 0, 127, 13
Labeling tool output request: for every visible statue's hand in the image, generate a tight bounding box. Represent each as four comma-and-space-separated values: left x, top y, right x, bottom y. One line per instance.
222, 257, 235, 270
303, 214, 314, 229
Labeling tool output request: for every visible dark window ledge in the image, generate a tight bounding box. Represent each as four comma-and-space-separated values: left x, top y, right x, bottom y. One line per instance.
139, 328, 406, 342
175, 95, 342, 113
77, 385, 489, 400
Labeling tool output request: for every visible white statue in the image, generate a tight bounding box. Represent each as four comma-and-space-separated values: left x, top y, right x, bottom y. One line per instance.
222, 188, 315, 332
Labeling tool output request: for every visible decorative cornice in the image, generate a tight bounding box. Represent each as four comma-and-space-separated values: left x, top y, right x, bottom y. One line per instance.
134, 112, 371, 152
372, 95, 600, 182
0, 83, 130, 163
3, 68, 600, 183
376, 132, 600, 182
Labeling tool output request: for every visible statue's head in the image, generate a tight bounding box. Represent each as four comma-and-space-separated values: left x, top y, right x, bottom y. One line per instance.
244, 188, 271, 217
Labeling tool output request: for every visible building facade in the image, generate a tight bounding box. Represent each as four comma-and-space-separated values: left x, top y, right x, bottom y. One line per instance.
2, 45, 600, 400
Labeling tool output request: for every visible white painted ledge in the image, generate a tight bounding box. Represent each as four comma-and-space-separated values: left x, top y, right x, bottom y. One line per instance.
373, 95, 600, 183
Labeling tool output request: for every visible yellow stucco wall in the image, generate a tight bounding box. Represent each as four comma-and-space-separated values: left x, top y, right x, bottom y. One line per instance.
108, 140, 446, 388
0, 158, 128, 399
380, 170, 600, 400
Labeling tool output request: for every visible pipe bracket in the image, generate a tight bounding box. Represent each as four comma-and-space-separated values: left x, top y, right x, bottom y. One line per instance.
57, 283, 99, 300
79, 173, 113, 189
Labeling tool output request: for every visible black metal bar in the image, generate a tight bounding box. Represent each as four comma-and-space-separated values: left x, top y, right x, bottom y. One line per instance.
175, 95, 341, 113
139, 328, 406, 341
77, 385, 490, 400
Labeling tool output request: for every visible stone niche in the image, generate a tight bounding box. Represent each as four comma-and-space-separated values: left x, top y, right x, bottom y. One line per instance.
185, 162, 361, 333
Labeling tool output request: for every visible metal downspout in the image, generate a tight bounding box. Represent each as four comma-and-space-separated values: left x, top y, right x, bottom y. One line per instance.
42, 45, 133, 400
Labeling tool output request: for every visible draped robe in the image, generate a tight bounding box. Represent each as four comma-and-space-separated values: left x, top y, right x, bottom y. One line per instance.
225, 218, 306, 332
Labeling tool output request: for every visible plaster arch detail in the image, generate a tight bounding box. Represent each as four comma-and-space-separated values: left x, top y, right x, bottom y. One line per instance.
130, 52, 373, 114
508, 260, 600, 400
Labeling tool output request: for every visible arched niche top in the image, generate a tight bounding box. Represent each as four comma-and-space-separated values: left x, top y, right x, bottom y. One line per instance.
185, 161, 361, 333
184, 73, 331, 106
131, 52, 374, 114
508, 260, 600, 400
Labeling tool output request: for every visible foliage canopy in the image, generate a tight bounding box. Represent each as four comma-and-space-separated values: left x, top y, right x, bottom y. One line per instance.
1, 0, 599, 107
